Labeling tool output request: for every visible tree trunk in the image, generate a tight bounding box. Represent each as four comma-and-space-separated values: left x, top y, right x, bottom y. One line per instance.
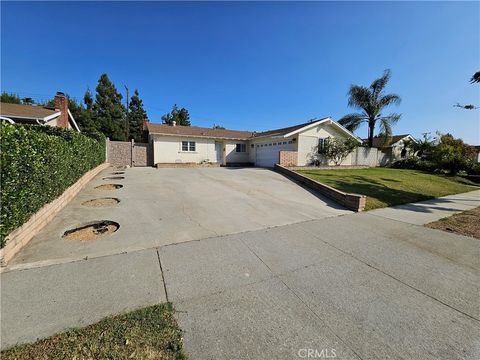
368, 121, 375, 147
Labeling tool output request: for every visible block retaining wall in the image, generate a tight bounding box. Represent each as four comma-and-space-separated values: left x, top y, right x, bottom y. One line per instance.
0, 162, 110, 267
274, 164, 366, 212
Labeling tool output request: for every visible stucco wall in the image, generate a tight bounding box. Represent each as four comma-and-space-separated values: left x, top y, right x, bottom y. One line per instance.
151, 135, 250, 164
225, 141, 250, 163
297, 123, 351, 166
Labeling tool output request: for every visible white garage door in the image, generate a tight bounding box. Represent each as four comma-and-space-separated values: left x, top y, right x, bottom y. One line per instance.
255, 141, 295, 167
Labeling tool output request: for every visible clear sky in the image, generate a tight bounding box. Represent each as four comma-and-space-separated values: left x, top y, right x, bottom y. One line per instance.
1, 1, 479, 143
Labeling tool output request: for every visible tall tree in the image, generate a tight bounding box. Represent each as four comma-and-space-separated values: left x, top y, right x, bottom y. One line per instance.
161, 104, 191, 126
127, 89, 148, 142
339, 69, 401, 147
1, 92, 21, 104
93, 74, 127, 140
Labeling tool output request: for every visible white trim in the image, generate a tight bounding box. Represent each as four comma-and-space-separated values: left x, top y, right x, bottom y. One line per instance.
283, 117, 363, 143
0, 114, 48, 122
0, 116, 15, 124
67, 109, 80, 132
391, 135, 416, 147
43, 112, 62, 122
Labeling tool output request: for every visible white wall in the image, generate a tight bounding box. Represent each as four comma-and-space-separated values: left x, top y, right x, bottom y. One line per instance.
225, 141, 250, 163
151, 135, 251, 164
151, 135, 217, 164
297, 123, 352, 166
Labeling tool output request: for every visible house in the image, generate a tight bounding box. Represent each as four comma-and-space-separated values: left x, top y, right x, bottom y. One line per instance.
146, 117, 361, 167
0, 92, 80, 132
363, 134, 416, 159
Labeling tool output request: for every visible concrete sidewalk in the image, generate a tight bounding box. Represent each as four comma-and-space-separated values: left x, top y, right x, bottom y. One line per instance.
368, 189, 480, 225
2, 210, 479, 359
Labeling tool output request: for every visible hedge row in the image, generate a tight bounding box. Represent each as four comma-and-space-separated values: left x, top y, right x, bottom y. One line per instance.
0, 124, 106, 247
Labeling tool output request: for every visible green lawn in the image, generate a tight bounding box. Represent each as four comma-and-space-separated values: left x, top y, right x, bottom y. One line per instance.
297, 168, 478, 210
1, 303, 187, 360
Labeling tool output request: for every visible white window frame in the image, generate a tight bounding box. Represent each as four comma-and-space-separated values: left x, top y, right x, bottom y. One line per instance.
235, 143, 246, 153
181, 140, 196, 152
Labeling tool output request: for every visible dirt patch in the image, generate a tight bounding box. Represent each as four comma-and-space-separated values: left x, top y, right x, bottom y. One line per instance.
63, 220, 119, 241
425, 207, 480, 239
111, 172, 125, 175
114, 166, 126, 170
103, 176, 125, 180
94, 184, 123, 191
81, 198, 120, 207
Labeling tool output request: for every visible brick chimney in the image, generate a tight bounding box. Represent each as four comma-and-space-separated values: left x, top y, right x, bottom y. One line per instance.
54, 92, 69, 128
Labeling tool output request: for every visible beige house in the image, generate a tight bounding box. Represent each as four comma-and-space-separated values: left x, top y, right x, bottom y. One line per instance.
363, 134, 416, 160
0, 92, 80, 132
146, 118, 361, 167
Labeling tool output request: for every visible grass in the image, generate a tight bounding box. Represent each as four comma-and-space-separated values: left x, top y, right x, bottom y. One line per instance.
426, 207, 480, 239
1, 303, 187, 360
297, 168, 478, 210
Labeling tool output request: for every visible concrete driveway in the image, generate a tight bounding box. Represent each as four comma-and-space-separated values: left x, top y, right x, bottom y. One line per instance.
2, 167, 479, 359
9, 166, 349, 266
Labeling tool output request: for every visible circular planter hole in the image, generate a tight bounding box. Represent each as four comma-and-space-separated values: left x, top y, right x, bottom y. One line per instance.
111, 172, 125, 175
81, 198, 120, 207
63, 220, 119, 241
114, 166, 126, 170
103, 176, 125, 180
94, 184, 123, 191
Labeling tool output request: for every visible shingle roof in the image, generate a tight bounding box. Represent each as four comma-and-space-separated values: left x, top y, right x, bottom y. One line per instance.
362, 134, 411, 148
146, 123, 254, 140
146, 118, 334, 140
0, 103, 59, 119
250, 120, 320, 138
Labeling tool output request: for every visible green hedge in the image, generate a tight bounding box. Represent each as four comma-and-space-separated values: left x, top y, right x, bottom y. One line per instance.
0, 124, 106, 247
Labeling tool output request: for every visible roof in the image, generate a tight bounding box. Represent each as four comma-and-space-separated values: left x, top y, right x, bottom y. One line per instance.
147, 117, 361, 142
363, 134, 412, 148
146, 123, 254, 140
251, 120, 323, 139
0, 103, 59, 119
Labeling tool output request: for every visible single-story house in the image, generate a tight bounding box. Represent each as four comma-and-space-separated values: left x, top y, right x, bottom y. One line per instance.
0, 92, 80, 132
363, 134, 416, 159
146, 117, 362, 167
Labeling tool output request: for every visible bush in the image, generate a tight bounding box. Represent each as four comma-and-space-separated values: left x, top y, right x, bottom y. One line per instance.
0, 124, 106, 247
391, 158, 439, 173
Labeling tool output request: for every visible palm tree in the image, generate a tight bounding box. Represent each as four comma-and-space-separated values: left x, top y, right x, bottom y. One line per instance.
339, 69, 401, 147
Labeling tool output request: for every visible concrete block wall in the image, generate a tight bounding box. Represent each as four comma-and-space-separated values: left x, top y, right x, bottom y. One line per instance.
279, 151, 298, 167
274, 164, 366, 212
0, 163, 110, 267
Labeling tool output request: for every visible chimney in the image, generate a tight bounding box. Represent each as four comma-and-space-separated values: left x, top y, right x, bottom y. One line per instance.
172, 121, 176, 127
54, 92, 69, 128
142, 118, 149, 131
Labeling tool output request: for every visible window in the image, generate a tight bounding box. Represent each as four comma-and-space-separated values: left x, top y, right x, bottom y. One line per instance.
283, 141, 287, 145
318, 138, 329, 154
181, 141, 196, 152
236, 143, 246, 152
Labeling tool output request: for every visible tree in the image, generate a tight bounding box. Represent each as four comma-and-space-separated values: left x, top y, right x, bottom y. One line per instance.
321, 137, 358, 166
21, 97, 35, 105
470, 71, 480, 84
93, 74, 127, 140
1, 92, 21, 104
339, 69, 401, 147
431, 133, 476, 175
212, 124, 225, 129
161, 104, 191, 126
127, 89, 148, 142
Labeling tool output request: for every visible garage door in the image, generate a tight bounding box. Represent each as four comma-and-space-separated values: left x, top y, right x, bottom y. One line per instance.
255, 141, 295, 167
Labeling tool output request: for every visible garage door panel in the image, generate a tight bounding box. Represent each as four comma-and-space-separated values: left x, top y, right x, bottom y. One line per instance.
255, 142, 295, 167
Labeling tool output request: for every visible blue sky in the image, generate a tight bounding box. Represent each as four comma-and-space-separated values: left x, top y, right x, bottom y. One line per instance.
1, 1, 479, 143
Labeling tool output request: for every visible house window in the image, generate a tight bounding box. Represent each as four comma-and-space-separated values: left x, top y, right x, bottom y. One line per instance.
236, 143, 246, 152
182, 141, 196, 152
318, 138, 329, 154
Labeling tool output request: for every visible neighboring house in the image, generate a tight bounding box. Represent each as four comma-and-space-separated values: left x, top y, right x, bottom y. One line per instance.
0, 92, 80, 132
474, 146, 480, 163
146, 117, 361, 167
363, 134, 416, 159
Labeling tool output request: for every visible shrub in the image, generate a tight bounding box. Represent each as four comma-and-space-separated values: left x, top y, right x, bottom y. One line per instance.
0, 124, 106, 247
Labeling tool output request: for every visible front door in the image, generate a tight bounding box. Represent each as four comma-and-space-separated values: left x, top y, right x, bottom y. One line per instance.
215, 142, 223, 163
